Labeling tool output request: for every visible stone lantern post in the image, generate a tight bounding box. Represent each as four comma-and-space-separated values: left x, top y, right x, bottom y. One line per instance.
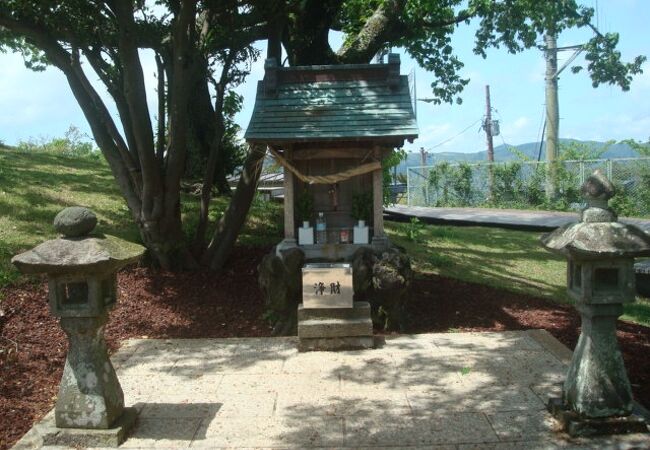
541, 171, 650, 436
12, 207, 145, 446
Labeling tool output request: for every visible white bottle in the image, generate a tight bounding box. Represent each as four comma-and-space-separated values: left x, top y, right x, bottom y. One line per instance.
316, 212, 327, 244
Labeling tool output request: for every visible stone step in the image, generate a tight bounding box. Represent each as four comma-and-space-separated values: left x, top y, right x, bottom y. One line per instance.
298, 336, 375, 352
297, 317, 373, 339
298, 301, 371, 321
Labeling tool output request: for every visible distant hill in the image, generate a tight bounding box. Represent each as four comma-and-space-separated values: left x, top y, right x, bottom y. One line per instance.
400, 139, 638, 170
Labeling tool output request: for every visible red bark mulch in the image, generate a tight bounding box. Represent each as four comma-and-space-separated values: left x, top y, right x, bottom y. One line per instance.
1, 245, 649, 449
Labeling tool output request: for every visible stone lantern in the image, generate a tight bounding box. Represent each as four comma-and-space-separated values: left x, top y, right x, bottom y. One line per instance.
12, 207, 145, 446
541, 171, 650, 436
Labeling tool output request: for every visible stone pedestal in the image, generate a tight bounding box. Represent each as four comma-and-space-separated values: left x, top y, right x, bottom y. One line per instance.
546, 303, 648, 436
547, 398, 647, 437
56, 314, 125, 429
41, 407, 137, 447
298, 301, 374, 351
562, 304, 633, 418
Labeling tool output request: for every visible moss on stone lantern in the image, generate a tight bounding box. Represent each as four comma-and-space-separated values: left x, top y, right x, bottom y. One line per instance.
541, 170, 650, 436
11, 207, 145, 446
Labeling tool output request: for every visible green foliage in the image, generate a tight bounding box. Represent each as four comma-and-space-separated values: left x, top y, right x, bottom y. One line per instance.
295, 188, 314, 222
561, 140, 610, 160
336, 0, 645, 103
404, 217, 424, 242
421, 140, 650, 217
383, 148, 407, 205
492, 162, 546, 208
351, 191, 373, 222
545, 142, 610, 210
428, 161, 474, 206
262, 309, 280, 327
609, 187, 637, 218
625, 139, 650, 157
184, 91, 247, 181
577, 32, 646, 91
611, 139, 650, 217
240, 194, 283, 246
15, 125, 101, 160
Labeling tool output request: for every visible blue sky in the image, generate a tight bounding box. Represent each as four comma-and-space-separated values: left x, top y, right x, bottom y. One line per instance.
0, 0, 648, 156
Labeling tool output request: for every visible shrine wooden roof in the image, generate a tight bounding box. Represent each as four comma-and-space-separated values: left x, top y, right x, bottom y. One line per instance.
244, 54, 418, 145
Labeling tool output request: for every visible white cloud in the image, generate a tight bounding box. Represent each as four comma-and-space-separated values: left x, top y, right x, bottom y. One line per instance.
512, 116, 530, 130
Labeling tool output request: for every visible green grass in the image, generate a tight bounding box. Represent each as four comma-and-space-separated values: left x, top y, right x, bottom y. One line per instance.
0, 146, 282, 290
0, 147, 135, 287
386, 221, 650, 327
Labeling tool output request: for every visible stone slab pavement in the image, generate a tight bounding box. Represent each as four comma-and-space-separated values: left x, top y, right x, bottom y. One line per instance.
14, 330, 649, 449
385, 205, 650, 233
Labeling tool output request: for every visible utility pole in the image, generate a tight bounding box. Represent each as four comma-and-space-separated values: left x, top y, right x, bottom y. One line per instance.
420, 146, 428, 166
485, 85, 495, 163
544, 33, 559, 200
420, 147, 429, 204
484, 85, 495, 201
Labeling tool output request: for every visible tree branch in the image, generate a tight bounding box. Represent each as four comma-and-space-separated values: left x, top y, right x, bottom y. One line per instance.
83, 47, 142, 175
193, 52, 235, 252
155, 52, 166, 164
337, 2, 475, 64
112, 0, 162, 222
337, 0, 406, 64
162, 0, 197, 223
203, 144, 266, 270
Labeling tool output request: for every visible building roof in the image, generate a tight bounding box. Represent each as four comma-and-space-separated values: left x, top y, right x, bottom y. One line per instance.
244, 54, 418, 145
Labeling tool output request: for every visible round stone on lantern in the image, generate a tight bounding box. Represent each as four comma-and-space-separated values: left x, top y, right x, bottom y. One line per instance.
541, 170, 650, 436
12, 207, 144, 446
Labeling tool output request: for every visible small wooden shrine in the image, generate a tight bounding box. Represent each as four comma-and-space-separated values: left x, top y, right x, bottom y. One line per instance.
245, 54, 418, 260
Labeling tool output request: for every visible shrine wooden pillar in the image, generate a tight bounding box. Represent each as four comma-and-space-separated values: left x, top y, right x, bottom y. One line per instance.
372, 146, 385, 239
283, 149, 296, 242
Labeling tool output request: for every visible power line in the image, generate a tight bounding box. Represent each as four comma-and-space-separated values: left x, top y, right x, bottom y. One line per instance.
535, 104, 546, 149
493, 109, 527, 159
428, 118, 483, 150
535, 104, 546, 162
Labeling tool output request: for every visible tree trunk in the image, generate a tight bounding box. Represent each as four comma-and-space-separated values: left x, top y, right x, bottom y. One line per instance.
190, 54, 231, 255
203, 145, 266, 270
283, 0, 342, 65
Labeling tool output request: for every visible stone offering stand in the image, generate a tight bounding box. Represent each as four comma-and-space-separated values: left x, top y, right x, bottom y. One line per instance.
12, 207, 145, 447
247, 55, 418, 349
541, 171, 650, 437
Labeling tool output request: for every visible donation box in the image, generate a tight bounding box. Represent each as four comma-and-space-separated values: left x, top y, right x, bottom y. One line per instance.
302, 263, 353, 308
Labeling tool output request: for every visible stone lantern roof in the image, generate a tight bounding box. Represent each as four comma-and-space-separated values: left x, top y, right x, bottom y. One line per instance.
541, 170, 650, 259
12, 207, 144, 275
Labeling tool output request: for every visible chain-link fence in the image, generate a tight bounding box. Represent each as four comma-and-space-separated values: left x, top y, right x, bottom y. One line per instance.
406, 157, 650, 217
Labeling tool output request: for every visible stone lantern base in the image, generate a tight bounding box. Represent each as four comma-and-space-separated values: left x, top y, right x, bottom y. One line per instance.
548, 398, 648, 437
37, 407, 137, 447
